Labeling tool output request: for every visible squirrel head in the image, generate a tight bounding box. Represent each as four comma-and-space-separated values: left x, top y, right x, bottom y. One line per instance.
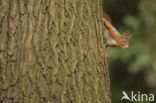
119, 30, 132, 48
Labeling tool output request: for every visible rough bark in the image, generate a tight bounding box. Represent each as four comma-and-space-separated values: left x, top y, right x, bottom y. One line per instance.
0, 0, 111, 103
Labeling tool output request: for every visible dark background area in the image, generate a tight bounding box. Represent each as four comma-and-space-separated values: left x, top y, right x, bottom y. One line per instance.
103, 0, 156, 103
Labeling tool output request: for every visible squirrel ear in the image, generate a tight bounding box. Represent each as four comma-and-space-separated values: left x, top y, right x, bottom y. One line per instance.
128, 35, 133, 40
123, 30, 130, 36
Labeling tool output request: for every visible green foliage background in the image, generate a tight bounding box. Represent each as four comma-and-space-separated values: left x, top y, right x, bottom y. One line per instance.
103, 0, 156, 102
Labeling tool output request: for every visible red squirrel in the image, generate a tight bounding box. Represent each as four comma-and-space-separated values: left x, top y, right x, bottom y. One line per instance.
102, 13, 132, 48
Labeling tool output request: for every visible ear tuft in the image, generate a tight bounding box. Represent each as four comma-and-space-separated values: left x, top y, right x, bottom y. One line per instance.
128, 35, 133, 40
123, 30, 130, 36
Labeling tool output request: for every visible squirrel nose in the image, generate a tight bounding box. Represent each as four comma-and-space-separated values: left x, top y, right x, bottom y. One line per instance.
123, 45, 128, 48
125, 45, 128, 48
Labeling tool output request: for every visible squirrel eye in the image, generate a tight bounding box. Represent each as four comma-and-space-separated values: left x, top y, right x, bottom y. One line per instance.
122, 39, 127, 43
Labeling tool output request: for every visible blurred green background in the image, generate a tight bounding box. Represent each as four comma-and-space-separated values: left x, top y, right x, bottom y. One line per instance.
103, 0, 156, 102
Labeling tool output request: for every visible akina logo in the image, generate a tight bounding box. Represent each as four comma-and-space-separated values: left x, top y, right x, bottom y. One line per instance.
121, 91, 155, 102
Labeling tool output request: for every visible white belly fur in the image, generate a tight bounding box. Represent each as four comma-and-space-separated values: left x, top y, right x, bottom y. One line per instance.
104, 29, 118, 45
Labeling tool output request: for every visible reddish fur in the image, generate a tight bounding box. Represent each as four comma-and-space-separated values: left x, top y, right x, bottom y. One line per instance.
103, 13, 112, 24
102, 13, 132, 48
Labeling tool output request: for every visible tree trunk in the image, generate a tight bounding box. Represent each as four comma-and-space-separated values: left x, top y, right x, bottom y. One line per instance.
0, 0, 111, 103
